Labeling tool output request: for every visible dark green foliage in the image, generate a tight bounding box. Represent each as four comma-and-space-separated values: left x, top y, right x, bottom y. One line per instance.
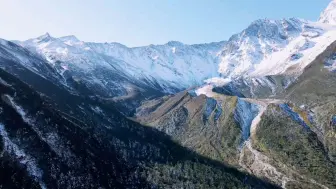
0, 68, 277, 188
253, 106, 336, 188
136, 94, 244, 166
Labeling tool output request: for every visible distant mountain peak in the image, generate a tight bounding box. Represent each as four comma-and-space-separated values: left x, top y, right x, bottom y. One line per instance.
36, 32, 52, 41
58, 35, 81, 46
319, 0, 336, 25
166, 41, 184, 46
59, 35, 80, 41
242, 18, 303, 37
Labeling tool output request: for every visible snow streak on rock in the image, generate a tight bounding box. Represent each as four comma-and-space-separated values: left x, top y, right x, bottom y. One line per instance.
2, 95, 76, 166
3, 95, 32, 124
279, 104, 310, 130
203, 98, 218, 123
234, 99, 259, 143
0, 77, 11, 87
324, 52, 336, 71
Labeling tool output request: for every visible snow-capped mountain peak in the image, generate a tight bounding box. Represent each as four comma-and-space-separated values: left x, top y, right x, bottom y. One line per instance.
319, 0, 336, 25
11, 1, 336, 99
35, 32, 53, 42
59, 35, 81, 45
166, 41, 184, 47
15, 34, 227, 95
217, 18, 321, 78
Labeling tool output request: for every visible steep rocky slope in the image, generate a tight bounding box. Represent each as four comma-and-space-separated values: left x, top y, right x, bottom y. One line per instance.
134, 26, 336, 187
135, 32, 336, 187
135, 88, 336, 188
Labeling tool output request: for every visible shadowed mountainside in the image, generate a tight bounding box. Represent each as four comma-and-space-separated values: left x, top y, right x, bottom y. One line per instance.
0, 67, 279, 188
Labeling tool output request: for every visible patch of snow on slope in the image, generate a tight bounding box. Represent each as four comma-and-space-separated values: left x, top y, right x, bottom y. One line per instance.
295, 38, 316, 51
234, 99, 259, 144
195, 85, 215, 97
59, 35, 81, 46
0, 123, 46, 189
195, 78, 231, 97
91, 106, 104, 115
0, 77, 11, 87
250, 106, 266, 137
203, 98, 217, 122
279, 104, 310, 130
171, 47, 176, 53
204, 77, 231, 86
3, 95, 32, 124
56, 47, 68, 55
324, 52, 336, 71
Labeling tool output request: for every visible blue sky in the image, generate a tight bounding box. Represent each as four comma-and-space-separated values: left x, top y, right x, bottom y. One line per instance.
0, 0, 331, 46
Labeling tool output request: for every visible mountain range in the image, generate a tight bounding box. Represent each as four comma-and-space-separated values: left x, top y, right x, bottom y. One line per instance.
0, 1, 336, 188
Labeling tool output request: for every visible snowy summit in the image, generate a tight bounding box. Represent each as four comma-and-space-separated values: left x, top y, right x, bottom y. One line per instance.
319, 0, 336, 25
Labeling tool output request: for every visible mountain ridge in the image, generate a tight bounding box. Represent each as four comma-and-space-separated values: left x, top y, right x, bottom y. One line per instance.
15, 15, 336, 97
0, 1, 335, 188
